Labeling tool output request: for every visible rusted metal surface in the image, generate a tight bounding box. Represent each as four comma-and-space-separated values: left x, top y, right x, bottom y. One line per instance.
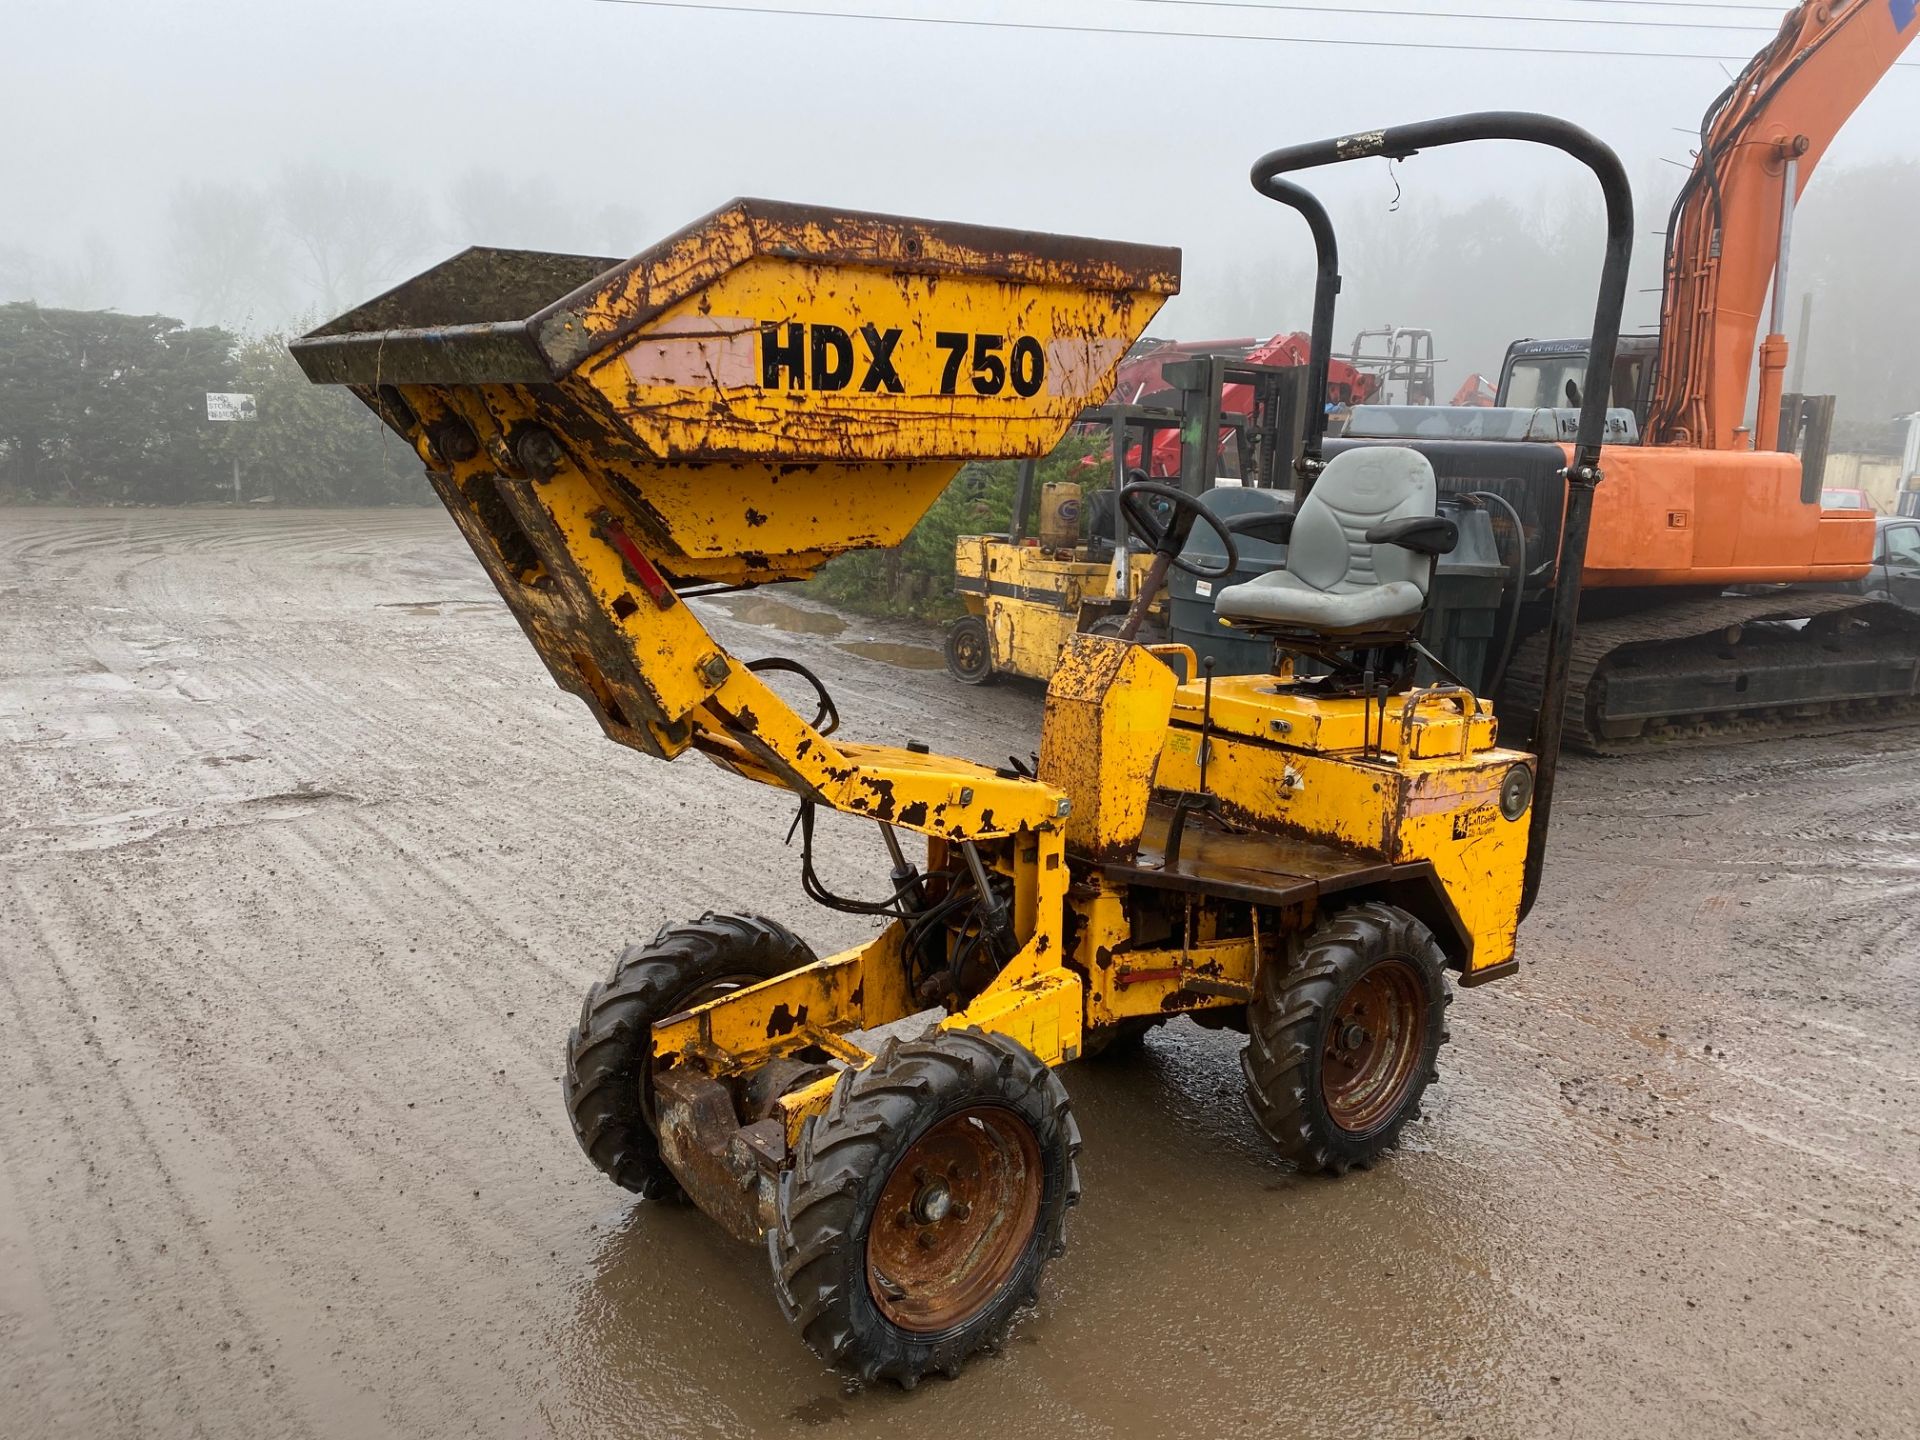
292, 247, 621, 386
863, 1104, 1042, 1334
291, 200, 1178, 388
1321, 958, 1427, 1135
1105, 802, 1398, 904
652, 1069, 786, 1245
1035, 635, 1177, 863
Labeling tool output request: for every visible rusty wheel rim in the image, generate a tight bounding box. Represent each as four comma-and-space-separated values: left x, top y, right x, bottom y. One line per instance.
1321, 958, 1426, 1136
865, 1105, 1042, 1335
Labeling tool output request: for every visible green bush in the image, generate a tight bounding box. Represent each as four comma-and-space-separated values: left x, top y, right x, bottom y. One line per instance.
811, 431, 1109, 622
0, 304, 429, 506
0, 304, 237, 503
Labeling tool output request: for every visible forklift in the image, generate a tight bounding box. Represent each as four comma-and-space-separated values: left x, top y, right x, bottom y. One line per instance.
292, 111, 1624, 1387
946, 353, 1306, 683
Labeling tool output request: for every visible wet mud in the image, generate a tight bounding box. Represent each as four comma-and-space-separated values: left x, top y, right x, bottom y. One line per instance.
2, 510, 1916, 1439
834, 641, 945, 670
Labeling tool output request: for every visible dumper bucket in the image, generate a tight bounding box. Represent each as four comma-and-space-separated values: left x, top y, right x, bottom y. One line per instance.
293, 198, 1179, 584
291, 199, 1177, 761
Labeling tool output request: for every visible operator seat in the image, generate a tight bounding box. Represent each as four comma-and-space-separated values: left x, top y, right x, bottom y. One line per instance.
1212, 446, 1451, 648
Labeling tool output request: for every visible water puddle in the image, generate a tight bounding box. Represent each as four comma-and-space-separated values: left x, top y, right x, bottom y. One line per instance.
836, 641, 944, 670
711, 594, 846, 636
377, 600, 499, 616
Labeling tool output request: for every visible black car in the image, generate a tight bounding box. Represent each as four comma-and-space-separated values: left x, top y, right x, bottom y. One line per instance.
1846, 517, 1920, 610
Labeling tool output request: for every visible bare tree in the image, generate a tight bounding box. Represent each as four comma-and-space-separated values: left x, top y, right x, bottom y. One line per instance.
44, 235, 124, 311
167, 182, 284, 325
588, 202, 648, 258
1787, 159, 1920, 424
446, 171, 562, 251
0, 246, 40, 305
277, 164, 432, 314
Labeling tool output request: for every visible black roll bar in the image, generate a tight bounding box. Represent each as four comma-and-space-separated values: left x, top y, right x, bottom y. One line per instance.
1246, 175, 1340, 492
1249, 111, 1635, 923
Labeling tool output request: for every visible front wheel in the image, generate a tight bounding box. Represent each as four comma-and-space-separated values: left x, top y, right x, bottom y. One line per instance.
943, 614, 995, 685
563, 912, 815, 1198
1242, 903, 1449, 1174
768, 1027, 1079, 1388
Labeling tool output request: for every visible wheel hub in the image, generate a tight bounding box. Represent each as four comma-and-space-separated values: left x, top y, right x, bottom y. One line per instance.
866, 1107, 1041, 1334
912, 1179, 954, 1224
1321, 958, 1426, 1136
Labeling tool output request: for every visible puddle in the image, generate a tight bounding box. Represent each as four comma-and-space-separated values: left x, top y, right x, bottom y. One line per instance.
712, 594, 846, 636
836, 641, 945, 670
377, 600, 499, 616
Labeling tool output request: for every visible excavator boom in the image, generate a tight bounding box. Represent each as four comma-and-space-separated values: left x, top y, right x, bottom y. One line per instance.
1650, 0, 1920, 451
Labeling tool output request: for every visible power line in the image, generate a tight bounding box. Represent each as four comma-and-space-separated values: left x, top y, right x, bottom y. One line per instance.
1472, 0, 1785, 9
592, 0, 1918, 64
1119, 0, 1778, 31
1500, 1, 1783, 9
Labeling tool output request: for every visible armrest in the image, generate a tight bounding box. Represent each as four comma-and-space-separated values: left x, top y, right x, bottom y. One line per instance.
1226, 511, 1295, 544
1365, 515, 1458, 555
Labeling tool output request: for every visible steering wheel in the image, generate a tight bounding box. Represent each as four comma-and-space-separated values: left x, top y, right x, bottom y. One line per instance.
1117, 477, 1239, 580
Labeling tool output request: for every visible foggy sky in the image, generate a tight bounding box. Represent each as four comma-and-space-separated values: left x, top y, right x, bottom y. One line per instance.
5, 0, 1917, 385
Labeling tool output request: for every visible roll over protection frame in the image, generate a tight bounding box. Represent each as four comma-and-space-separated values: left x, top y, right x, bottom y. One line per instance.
1248, 111, 1636, 923
1245, 175, 1340, 489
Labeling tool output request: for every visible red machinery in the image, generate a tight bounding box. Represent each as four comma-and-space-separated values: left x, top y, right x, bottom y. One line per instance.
1110, 332, 1380, 476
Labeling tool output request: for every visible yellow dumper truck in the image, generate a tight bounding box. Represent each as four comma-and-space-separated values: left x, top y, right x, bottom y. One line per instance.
292, 111, 1623, 1387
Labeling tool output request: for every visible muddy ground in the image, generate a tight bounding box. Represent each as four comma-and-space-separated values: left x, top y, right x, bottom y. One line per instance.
2, 508, 1916, 1440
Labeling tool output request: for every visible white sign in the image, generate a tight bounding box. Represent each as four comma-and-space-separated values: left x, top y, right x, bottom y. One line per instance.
206, 392, 258, 422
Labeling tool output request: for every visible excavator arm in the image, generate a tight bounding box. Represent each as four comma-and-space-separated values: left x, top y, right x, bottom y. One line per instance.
1648, 0, 1919, 452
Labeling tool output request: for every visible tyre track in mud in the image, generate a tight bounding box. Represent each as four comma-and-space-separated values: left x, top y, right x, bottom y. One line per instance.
3, 509, 1918, 1440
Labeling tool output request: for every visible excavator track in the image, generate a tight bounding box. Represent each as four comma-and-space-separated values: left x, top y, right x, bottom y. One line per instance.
1500, 593, 1920, 756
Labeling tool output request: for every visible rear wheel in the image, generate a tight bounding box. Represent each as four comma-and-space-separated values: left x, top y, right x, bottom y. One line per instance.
1242, 903, 1448, 1174
563, 912, 815, 1198
944, 614, 995, 685
768, 1027, 1079, 1388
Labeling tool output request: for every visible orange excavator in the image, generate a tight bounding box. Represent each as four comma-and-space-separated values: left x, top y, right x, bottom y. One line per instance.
1316, 0, 1920, 748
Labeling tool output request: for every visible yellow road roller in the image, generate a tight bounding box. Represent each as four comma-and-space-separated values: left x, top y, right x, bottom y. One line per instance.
293, 112, 1626, 1387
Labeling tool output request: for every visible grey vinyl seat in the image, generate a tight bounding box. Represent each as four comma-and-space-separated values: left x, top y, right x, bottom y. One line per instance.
1213, 447, 1446, 640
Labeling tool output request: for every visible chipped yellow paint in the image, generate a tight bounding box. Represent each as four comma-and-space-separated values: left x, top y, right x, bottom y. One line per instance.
1037, 634, 1177, 860
1170, 673, 1500, 759
299, 199, 1554, 1243
1157, 686, 1534, 971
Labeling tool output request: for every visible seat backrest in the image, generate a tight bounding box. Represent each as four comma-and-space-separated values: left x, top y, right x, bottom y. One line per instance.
1287, 447, 1438, 597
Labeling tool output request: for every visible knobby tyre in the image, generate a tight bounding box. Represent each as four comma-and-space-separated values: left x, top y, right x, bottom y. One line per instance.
1242, 902, 1449, 1175
563, 911, 815, 1198
768, 1026, 1079, 1387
